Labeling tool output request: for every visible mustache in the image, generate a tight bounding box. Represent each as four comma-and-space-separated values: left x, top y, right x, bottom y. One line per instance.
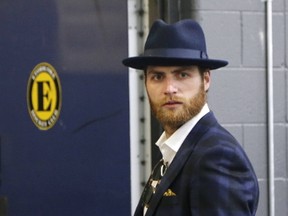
160, 97, 185, 105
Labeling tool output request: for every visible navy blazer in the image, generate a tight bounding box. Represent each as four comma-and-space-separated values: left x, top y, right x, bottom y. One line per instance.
134, 112, 259, 216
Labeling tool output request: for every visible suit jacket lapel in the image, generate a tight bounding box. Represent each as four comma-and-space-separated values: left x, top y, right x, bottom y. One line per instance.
145, 112, 217, 216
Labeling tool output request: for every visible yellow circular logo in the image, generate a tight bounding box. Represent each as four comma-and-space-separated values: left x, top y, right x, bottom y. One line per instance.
27, 62, 62, 130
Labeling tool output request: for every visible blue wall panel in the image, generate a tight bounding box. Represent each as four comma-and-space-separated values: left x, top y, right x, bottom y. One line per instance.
0, 1, 130, 215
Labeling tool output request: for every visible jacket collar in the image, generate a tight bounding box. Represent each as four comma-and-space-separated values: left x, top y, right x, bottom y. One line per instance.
144, 111, 217, 216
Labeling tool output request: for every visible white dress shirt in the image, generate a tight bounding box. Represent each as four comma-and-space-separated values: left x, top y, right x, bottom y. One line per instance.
156, 103, 210, 166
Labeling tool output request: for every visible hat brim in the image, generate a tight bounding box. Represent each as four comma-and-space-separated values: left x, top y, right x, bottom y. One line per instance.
123, 56, 228, 70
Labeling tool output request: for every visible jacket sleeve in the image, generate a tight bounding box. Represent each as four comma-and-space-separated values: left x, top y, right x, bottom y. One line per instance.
189, 141, 259, 216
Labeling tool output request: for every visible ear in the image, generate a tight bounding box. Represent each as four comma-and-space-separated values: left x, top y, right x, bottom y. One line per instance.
203, 71, 211, 92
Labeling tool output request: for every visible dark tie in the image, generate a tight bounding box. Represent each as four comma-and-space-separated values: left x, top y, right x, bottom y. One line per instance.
140, 159, 168, 209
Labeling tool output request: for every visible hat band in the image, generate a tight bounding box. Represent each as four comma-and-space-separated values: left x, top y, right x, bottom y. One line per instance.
143, 48, 208, 59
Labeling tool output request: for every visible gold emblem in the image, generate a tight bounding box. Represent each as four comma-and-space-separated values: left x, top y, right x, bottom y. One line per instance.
163, 189, 176, 196
27, 62, 62, 130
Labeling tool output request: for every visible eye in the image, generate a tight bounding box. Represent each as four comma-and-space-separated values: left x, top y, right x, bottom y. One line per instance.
151, 73, 164, 81
178, 72, 189, 79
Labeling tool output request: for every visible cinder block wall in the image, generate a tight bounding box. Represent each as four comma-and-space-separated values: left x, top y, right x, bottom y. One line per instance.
181, 0, 288, 215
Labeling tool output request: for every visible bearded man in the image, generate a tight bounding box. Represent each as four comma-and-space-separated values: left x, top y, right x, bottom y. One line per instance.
123, 19, 259, 216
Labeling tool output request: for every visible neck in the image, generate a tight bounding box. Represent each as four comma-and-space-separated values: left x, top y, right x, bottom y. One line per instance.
163, 125, 179, 138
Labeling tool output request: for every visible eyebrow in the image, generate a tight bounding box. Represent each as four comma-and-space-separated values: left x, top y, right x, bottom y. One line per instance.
147, 66, 196, 73
173, 66, 196, 73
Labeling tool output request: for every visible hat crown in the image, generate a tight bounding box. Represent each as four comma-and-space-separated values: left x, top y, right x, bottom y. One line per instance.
122, 19, 228, 70
144, 19, 207, 53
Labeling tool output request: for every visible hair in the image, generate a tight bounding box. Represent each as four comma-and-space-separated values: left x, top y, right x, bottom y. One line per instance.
198, 67, 210, 93
199, 66, 209, 78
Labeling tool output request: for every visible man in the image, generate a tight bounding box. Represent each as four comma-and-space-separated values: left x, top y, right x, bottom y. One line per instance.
123, 19, 259, 216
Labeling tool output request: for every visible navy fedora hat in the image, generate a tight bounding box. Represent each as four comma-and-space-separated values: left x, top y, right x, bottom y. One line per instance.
122, 19, 228, 70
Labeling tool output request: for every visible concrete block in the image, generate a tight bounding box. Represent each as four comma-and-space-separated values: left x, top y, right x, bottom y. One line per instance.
242, 13, 285, 67
222, 124, 243, 147
242, 12, 265, 67
243, 125, 267, 179
256, 180, 268, 216
192, 0, 284, 11
287, 126, 288, 178
286, 15, 288, 70
271, 0, 286, 12
209, 68, 267, 124
192, 0, 265, 11
209, 69, 286, 124
273, 69, 286, 123
274, 125, 287, 178
197, 11, 241, 67
287, 69, 288, 122
272, 14, 285, 67
275, 180, 288, 216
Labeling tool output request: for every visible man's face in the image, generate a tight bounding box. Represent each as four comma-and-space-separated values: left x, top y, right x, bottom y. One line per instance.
145, 66, 210, 133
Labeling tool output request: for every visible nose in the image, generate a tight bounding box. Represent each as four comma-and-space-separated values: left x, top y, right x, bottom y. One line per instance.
164, 79, 178, 95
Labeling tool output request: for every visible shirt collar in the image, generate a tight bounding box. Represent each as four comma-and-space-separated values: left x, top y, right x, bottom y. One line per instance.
156, 103, 210, 163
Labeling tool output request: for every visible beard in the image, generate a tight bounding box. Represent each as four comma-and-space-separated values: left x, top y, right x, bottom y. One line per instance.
149, 83, 207, 132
